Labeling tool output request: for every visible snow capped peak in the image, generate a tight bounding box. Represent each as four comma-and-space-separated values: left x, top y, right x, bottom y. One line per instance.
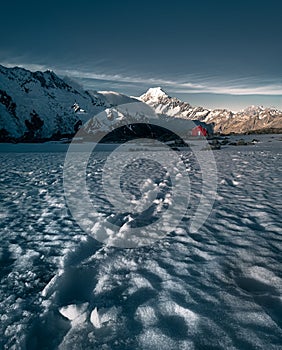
242, 105, 264, 113
0, 64, 281, 139
139, 87, 282, 134
140, 87, 169, 101
147, 87, 168, 97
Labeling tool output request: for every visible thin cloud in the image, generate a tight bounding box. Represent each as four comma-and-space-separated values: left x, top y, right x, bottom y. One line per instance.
171, 84, 282, 96
60, 69, 282, 96
1, 61, 282, 96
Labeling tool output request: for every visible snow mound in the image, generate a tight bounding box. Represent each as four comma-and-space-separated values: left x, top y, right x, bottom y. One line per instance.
59, 303, 88, 322
96, 91, 139, 106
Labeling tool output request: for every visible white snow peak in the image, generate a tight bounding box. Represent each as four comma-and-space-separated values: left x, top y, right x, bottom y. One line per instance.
140, 87, 169, 101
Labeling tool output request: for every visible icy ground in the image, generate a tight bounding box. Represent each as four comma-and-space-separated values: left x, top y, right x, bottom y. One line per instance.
0, 135, 282, 349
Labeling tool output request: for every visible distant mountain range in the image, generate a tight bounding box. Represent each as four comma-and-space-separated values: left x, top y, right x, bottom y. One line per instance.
139, 87, 282, 134
0, 65, 281, 142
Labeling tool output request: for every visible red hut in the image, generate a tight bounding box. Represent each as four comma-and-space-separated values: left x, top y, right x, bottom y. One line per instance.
191, 125, 208, 137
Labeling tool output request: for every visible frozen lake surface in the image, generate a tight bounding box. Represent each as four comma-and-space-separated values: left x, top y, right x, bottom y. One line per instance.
0, 135, 281, 349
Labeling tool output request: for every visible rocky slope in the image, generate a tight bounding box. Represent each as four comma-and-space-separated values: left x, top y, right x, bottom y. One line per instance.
139, 87, 282, 134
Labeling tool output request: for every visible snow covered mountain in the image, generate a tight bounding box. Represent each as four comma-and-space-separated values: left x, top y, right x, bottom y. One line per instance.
140, 87, 282, 134
94, 91, 139, 106
0, 66, 209, 142
1, 64, 281, 142
0, 65, 110, 141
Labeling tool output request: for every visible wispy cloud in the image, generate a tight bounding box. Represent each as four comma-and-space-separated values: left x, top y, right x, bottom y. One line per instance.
171, 83, 282, 96
57, 69, 282, 96
1, 61, 282, 96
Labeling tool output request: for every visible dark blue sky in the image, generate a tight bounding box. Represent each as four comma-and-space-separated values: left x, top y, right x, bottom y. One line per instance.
1, 0, 282, 110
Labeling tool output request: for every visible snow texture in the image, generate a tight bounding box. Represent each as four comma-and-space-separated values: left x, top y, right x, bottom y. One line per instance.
0, 135, 281, 349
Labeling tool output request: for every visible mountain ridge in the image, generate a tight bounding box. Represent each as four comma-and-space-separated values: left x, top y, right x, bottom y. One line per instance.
139, 87, 282, 134
0, 65, 281, 142
0, 64, 110, 140
0, 66, 210, 142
